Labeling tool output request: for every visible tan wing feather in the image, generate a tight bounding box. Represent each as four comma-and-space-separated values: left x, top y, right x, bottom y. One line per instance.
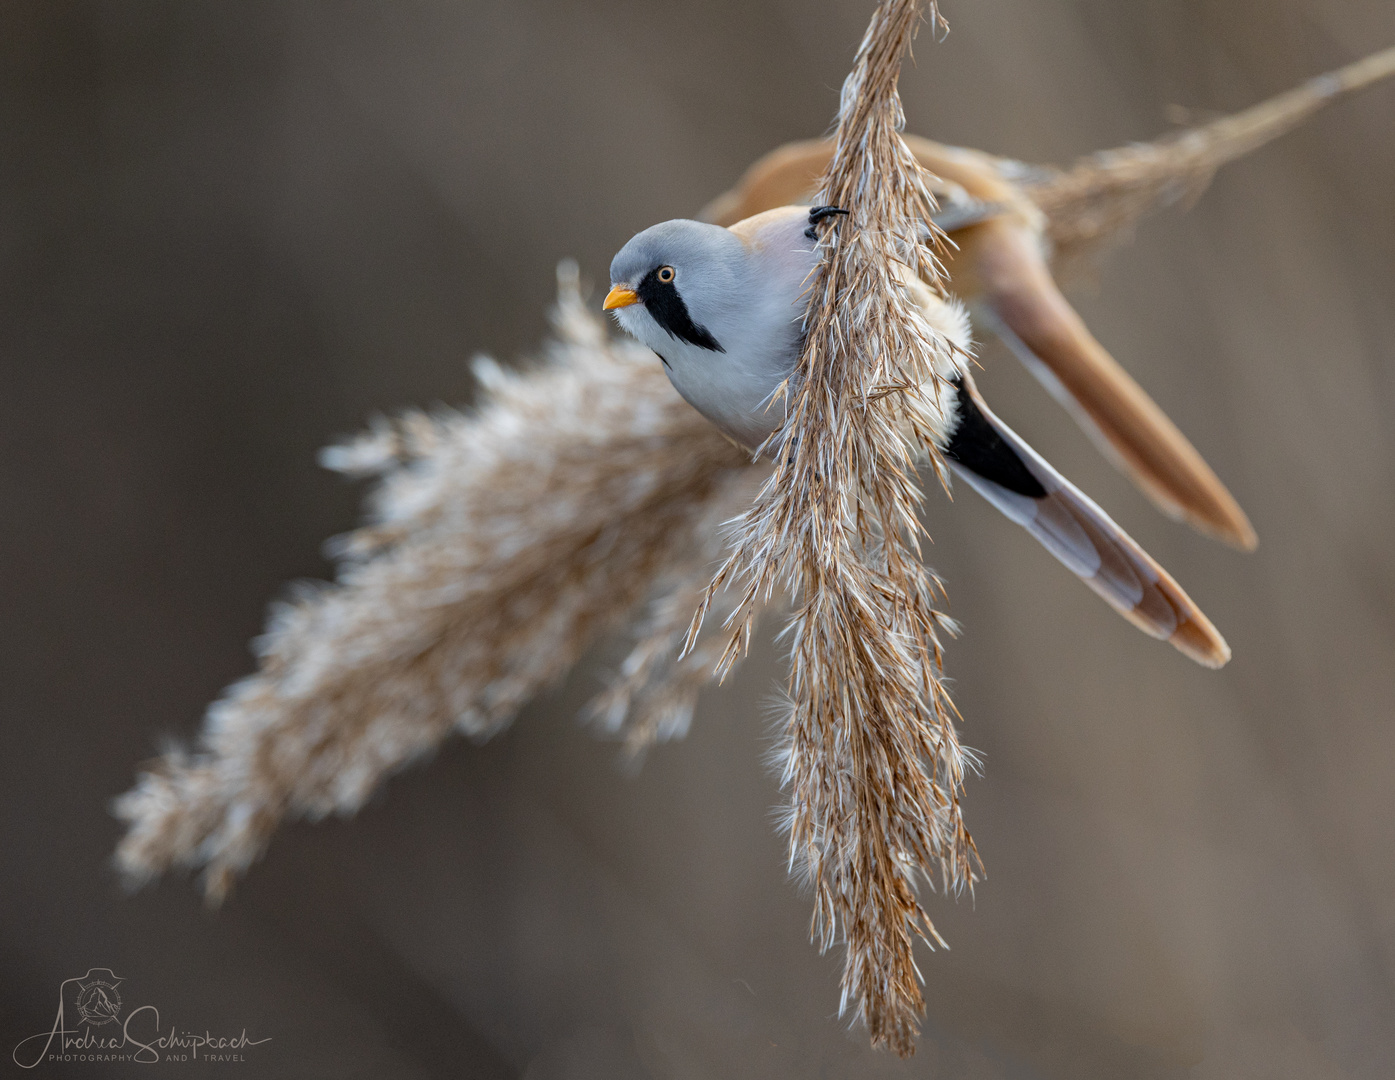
967, 220, 1257, 550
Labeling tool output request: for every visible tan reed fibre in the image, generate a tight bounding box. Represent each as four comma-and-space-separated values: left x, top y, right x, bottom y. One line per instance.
692, 0, 980, 1056
587, 539, 771, 760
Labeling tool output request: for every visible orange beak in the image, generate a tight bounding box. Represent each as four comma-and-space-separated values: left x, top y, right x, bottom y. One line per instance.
603, 285, 640, 310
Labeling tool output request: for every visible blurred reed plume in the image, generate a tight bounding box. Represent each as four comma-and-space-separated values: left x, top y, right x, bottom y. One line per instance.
111, 1, 1395, 1055
1030, 44, 1395, 279
114, 263, 763, 901
692, 0, 975, 1056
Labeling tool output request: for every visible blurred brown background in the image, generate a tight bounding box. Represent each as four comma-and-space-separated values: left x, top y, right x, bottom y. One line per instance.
3, 2, 1394, 1077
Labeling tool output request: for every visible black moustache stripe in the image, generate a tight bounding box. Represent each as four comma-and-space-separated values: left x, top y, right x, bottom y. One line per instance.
636, 269, 724, 352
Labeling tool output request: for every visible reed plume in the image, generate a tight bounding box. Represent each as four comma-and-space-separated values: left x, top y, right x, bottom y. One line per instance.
114, 263, 758, 901
703, 45, 1395, 285
1029, 45, 1395, 278
694, 0, 978, 1056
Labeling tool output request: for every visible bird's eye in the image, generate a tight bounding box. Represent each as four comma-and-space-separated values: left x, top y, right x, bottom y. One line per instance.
657, 265, 675, 283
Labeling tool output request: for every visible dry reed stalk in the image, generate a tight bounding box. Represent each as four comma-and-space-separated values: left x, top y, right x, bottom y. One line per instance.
694, 0, 977, 1056
1029, 45, 1395, 276
113, 263, 758, 901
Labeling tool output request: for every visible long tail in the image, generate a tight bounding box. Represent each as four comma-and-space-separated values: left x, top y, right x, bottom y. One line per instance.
941, 373, 1231, 669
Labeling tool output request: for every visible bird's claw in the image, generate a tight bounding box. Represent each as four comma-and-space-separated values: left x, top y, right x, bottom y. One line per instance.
805, 205, 850, 239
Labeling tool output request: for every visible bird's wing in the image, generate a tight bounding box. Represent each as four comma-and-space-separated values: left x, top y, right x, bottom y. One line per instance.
964, 219, 1258, 551
701, 136, 1257, 550
939, 372, 1231, 668
929, 200, 1009, 233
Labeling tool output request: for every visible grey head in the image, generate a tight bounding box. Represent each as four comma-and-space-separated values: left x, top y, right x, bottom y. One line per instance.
602, 207, 814, 449
605, 209, 820, 449
605, 218, 749, 355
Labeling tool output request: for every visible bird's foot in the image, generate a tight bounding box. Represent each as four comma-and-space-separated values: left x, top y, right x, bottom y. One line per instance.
805, 205, 850, 239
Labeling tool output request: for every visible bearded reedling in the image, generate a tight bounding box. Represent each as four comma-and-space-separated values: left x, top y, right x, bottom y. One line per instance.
605, 204, 1229, 665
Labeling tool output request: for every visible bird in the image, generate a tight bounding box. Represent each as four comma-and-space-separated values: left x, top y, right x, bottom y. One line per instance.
699, 136, 1260, 553
605, 204, 1231, 668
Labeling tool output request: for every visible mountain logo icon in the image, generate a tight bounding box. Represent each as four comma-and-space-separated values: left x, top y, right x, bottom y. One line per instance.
73, 971, 123, 1027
